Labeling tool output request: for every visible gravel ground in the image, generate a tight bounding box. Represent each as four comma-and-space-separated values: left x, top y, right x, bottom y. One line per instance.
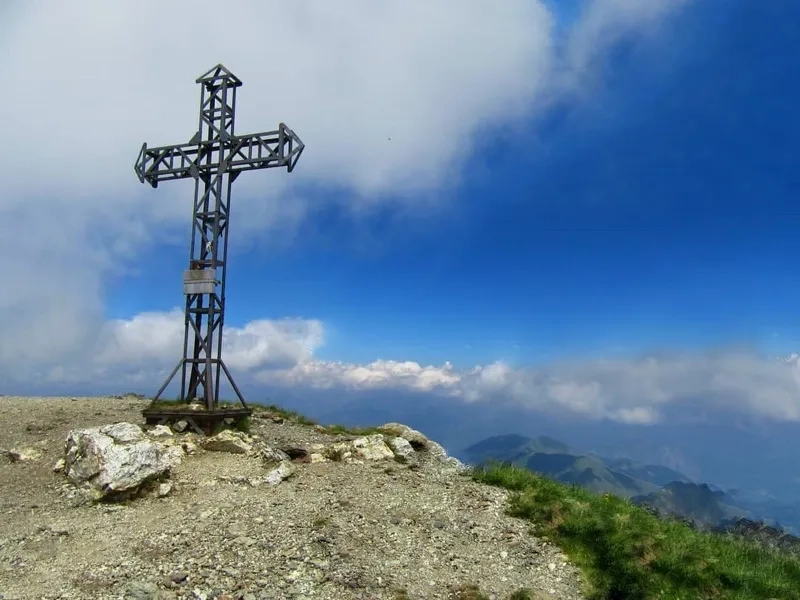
0, 395, 587, 600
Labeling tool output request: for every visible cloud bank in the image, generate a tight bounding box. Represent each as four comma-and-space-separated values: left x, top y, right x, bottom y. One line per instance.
10, 309, 800, 426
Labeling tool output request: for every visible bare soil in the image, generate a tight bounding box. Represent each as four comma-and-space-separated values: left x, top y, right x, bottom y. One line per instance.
0, 396, 585, 600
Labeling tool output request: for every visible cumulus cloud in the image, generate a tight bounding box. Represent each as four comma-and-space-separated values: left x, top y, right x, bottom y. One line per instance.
8, 305, 800, 425
93, 309, 324, 373
254, 348, 800, 426
259, 359, 462, 393
455, 352, 800, 424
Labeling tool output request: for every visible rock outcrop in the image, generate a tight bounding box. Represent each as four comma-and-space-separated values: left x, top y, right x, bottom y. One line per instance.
60, 422, 183, 501
56, 420, 469, 504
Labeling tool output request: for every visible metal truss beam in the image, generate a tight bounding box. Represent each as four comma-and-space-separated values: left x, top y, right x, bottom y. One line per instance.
133, 63, 304, 426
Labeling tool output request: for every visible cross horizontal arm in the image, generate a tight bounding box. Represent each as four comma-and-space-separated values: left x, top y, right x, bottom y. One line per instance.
134, 123, 304, 188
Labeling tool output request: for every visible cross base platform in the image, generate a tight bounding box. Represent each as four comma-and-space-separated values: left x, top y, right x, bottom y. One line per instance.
142, 405, 252, 435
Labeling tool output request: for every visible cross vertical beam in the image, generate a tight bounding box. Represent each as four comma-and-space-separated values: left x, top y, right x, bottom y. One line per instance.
134, 64, 304, 433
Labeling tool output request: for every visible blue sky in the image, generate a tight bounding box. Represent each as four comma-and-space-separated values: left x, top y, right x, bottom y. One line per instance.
4, 0, 800, 498
108, 0, 800, 367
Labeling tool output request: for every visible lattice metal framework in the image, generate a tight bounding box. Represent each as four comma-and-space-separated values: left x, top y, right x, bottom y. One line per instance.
134, 64, 304, 427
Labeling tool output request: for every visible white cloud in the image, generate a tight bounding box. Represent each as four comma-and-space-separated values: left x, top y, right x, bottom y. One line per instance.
0, 1, 692, 389
93, 309, 324, 373
254, 348, 800, 426
260, 359, 462, 393
14, 306, 800, 426
6, 296, 800, 425
456, 352, 800, 424
564, 0, 693, 78
2, 0, 556, 206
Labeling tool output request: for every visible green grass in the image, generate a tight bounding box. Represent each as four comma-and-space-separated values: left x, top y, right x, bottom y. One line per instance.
231, 415, 251, 434
256, 404, 387, 436
257, 403, 318, 426
311, 516, 330, 528
146, 398, 243, 411
472, 462, 800, 600
323, 423, 386, 436
147, 398, 187, 410
323, 445, 347, 462
394, 586, 533, 600
448, 584, 489, 599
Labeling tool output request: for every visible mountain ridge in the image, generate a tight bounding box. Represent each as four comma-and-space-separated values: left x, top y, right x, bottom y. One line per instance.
458, 433, 763, 530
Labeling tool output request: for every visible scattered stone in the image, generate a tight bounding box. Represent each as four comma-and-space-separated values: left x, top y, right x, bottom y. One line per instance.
377, 423, 468, 473
52, 458, 66, 472
377, 422, 429, 448
352, 434, 395, 461
203, 430, 252, 455
257, 446, 291, 464
172, 420, 188, 433
386, 436, 416, 464
321, 435, 395, 464
264, 460, 295, 485
4, 446, 42, 462
280, 447, 310, 463
124, 580, 159, 600
169, 571, 189, 584
181, 438, 198, 455
0, 396, 585, 600
426, 440, 470, 474
147, 425, 174, 439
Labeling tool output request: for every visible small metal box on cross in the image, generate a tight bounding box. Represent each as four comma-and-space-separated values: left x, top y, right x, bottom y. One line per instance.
133, 64, 304, 434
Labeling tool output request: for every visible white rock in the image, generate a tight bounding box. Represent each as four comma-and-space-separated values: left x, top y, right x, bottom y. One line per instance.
6, 446, 42, 462
202, 429, 252, 454
379, 423, 467, 473
100, 422, 144, 444
377, 423, 428, 447
181, 439, 198, 455
53, 458, 66, 472
351, 434, 395, 461
157, 482, 173, 497
426, 440, 469, 474
264, 460, 294, 485
257, 446, 290, 464
63, 422, 182, 501
386, 436, 416, 464
147, 425, 174, 439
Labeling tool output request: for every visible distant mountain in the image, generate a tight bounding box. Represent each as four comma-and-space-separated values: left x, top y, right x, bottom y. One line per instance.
723, 492, 800, 535
459, 434, 755, 528
633, 481, 750, 528
460, 434, 687, 499
461, 434, 570, 462
603, 457, 691, 487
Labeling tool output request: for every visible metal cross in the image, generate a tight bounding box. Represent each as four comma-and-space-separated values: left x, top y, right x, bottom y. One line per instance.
134, 64, 304, 432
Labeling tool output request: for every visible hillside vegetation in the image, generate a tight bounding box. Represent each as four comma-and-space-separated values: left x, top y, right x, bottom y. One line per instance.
460, 434, 749, 528
472, 461, 800, 600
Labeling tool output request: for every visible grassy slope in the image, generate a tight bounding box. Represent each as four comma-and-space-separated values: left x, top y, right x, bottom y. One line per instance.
473, 462, 800, 600
463, 436, 665, 499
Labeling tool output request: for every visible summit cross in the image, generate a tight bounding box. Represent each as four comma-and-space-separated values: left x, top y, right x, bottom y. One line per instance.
134, 64, 304, 433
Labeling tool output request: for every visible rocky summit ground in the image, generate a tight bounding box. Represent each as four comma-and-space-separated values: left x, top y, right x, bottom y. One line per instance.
0, 396, 586, 600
